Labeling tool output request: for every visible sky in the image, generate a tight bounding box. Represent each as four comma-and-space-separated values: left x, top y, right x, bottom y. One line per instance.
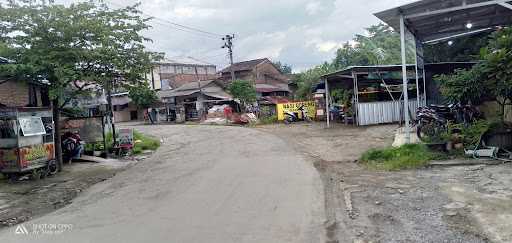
94, 0, 415, 72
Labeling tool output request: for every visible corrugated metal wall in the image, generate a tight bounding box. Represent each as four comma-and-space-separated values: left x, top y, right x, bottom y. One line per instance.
357, 99, 420, 126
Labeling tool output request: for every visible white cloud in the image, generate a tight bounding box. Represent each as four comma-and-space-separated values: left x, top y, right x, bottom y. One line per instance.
305, 1, 323, 15
58, 0, 416, 71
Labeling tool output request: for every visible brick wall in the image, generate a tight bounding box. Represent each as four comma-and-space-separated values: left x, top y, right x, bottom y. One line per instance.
0, 79, 30, 107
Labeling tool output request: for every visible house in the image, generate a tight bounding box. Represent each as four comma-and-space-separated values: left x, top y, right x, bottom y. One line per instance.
219, 58, 290, 98
157, 80, 233, 122
148, 56, 217, 90
0, 57, 50, 108
111, 56, 217, 122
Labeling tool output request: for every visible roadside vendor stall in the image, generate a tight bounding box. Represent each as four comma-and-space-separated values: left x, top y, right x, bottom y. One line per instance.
322, 65, 425, 126
0, 107, 56, 181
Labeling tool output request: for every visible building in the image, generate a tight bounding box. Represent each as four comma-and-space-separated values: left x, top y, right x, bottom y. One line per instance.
148, 56, 217, 90
0, 57, 50, 108
112, 56, 217, 122
219, 58, 290, 98
158, 80, 232, 122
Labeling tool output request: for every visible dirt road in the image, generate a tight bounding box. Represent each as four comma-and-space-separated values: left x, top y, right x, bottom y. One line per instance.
258, 123, 511, 243
0, 125, 325, 243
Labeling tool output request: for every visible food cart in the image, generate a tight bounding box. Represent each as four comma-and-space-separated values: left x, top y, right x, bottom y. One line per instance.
0, 107, 56, 181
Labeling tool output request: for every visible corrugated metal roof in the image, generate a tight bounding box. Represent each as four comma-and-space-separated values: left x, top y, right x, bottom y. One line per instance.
220, 58, 268, 73
374, 0, 512, 42
154, 56, 215, 66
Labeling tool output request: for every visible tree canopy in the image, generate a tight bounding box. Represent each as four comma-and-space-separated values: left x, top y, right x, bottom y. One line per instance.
272, 61, 293, 74
0, 0, 154, 105
128, 82, 158, 109
227, 80, 257, 106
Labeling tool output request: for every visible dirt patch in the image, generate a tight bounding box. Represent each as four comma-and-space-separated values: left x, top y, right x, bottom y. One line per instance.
0, 159, 137, 229
257, 122, 495, 243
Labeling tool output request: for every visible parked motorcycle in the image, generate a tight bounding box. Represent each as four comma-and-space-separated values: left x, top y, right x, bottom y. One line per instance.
415, 103, 481, 142
284, 105, 311, 124
62, 132, 84, 163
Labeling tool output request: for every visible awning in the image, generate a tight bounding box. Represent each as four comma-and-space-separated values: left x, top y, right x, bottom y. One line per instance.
111, 96, 131, 106
375, 0, 512, 43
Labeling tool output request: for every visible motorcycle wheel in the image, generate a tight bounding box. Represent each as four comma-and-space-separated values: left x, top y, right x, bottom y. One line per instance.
284, 116, 293, 124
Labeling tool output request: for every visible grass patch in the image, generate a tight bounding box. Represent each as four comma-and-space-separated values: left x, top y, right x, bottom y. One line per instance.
361, 144, 447, 171
258, 115, 278, 125
101, 130, 160, 155
132, 131, 160, 154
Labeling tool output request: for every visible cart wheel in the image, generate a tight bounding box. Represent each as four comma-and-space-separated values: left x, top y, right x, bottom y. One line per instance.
46, 160, 58, 176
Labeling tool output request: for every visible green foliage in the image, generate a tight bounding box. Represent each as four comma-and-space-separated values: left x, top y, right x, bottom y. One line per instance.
0, 0, 154, 106
272, 61, 292, 74
448, 120, 491, 147
435, 66, 487, 105
479, 27, 512, 120
330, 88, 352, 106
132, 131, 160, 154
104, 130, 160, 155
294, 62, 334, 99
361, 144, 445, 171
227, 80, 257, 105
258, 115, 278, 125
332, 23, 415, 69
128, 83, 158, 109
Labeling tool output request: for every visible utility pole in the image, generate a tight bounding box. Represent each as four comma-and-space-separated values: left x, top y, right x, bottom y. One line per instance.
194, 66, 204, 120
222, 34, 235, 81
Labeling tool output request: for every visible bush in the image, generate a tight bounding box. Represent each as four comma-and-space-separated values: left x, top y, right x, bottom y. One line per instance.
258, 115, 278, 125
103, 130, 160, 155
361, 144, 446, 171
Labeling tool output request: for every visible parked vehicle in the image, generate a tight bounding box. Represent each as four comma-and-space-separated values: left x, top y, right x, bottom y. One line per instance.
415, 103, 480, 142
284, 105, 311, 124
0, 107, 57, 182
62, 131, 84, 163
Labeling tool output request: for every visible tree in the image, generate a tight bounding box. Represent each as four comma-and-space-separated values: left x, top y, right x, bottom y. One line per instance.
435, 66, 487, 105
227, 80, 257, 108
128, 83, 158, 109
480, 27, 512, 121
0, 1, 154, 170
272, 61, 293, 74
294, 62, 334, 99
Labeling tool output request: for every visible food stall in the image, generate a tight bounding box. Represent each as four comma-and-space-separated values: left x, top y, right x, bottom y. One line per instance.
0, 107, 56, 181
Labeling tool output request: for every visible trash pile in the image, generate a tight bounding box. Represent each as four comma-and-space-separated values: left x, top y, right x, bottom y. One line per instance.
202, 105, 230, 125
201, 105, 258, 125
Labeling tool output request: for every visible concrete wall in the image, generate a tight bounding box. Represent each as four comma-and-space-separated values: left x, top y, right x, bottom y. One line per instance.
113, 103, 145, 122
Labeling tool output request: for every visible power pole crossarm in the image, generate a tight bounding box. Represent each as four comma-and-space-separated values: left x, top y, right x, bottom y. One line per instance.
222, 34, 235, 81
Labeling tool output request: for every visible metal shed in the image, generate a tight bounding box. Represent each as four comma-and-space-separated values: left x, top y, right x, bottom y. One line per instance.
322, 65, 425, 126
323, 0, 512, 142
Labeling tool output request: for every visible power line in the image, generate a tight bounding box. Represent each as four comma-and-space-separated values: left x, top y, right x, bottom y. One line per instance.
106, 1, 222, 40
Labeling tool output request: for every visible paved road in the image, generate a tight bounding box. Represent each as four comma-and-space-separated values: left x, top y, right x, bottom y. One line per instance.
0, 125, 325, 243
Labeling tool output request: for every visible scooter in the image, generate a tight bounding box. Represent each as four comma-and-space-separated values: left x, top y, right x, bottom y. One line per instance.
284, 105, 311, 124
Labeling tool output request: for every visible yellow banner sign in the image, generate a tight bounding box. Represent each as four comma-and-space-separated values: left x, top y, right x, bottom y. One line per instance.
276, 101, 316, 121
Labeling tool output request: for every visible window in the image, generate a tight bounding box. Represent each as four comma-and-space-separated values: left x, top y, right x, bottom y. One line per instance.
18, 117, 46, 136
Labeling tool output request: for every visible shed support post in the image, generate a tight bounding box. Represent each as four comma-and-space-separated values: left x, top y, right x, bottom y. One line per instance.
400, 14, 411, 143
325, 78, 330, 128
